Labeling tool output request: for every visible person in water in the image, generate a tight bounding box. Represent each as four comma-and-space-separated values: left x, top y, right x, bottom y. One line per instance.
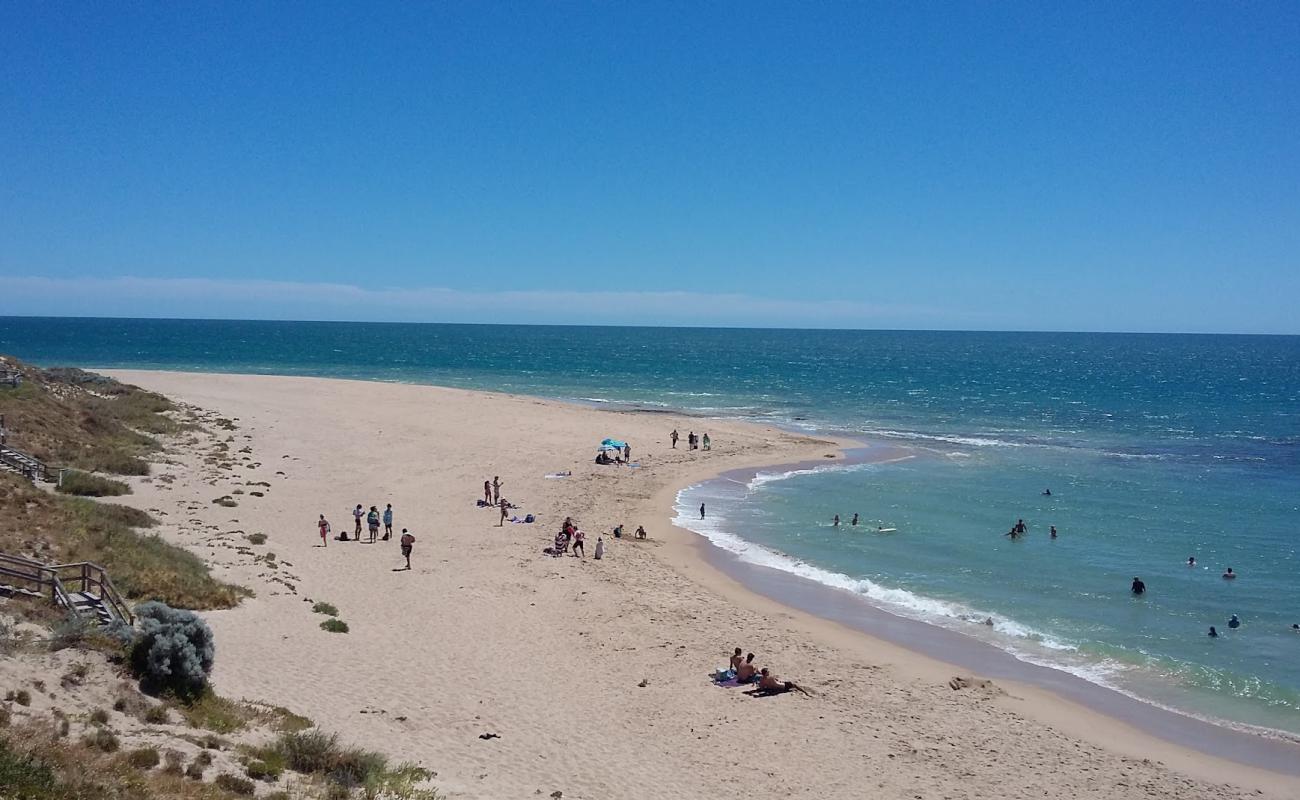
832, 514, 840, 527
1222, 567, 1237, 579
1187, 556, 1196, 567
851, 513, 859, 526
1049, 525, 1057, 539
1208, 626, 1219, 638
1131, 577, 1146, 595
699, 503, 706, 519
1043, 488, 1051, 496
1228, 614, 1241, 629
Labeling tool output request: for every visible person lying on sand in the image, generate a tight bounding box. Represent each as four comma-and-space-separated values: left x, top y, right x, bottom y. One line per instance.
748, 668, 810, 697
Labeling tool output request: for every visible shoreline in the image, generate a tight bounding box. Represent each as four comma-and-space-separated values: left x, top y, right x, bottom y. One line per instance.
661, 449, 1300, 776
97, 370, 1300, 798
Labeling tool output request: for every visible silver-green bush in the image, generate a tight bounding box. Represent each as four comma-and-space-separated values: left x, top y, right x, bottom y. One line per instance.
129, 601, 215, 698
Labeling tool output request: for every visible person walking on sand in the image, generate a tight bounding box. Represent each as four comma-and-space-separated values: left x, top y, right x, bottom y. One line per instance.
317, 514, 330, 547
699, 502, 706, 519
498, 498, 508, 527
383, 504, 394, 540
671, 429, 679, 449
367, 506, 380, 543
572, 528, 585, 558
492, 476, 502, 504
594, 535, 605, 560
353, 504, 364, 539
689, 432, 697, 450
399, 528, 415, 570
702, 433, 711, 450
484, 479, 492, 505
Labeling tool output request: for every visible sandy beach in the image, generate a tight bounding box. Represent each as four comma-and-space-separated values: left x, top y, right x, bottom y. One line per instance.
101, 370, 1300, 800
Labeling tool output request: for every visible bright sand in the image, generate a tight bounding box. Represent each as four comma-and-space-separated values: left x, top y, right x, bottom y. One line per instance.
104, 371, 1300, 800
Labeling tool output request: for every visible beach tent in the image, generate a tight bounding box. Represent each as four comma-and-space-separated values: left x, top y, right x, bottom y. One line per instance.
599, 438, 628, 450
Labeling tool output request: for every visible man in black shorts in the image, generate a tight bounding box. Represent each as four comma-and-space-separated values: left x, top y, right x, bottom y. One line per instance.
400, 529, 415, 570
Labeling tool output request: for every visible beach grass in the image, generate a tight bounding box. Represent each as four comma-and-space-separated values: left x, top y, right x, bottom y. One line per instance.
56, 470, 131, 497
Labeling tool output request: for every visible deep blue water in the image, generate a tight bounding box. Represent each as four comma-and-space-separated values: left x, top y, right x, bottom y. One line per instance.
3, 317, 1298, 733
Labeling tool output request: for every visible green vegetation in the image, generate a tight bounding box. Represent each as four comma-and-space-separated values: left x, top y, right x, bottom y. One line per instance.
319, 619, 349, 634
83, 728, 119, 753
0, 363, 179, 475
213, 774, 256, 795
88, 709, 109, 726
245, 532, 267, 545
7, 689, 32, 706
0, 476, 246, 610
253, 730, 440, 798
56, 470, 130, 497
170, 689, 311, 735
311, 601, 338, 617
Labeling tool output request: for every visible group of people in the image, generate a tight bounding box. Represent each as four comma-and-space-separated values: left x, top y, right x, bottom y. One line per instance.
546, 516, 605, 559
714, 647, 809, 697
670, 429, 709, 450
595, 445, 631, 465
315, 504, 416, 568
1134, 560, 1259, 638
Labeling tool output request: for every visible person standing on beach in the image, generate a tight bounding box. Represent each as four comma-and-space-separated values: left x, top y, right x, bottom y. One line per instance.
367, 506, 380, 543
623, 444, 631, 461
572, 528, 585, 558
383, 504, 394, 540
492, 476, 502, 504
498, 498, 508, 527
317, 514, 330, 547
699, 502, 706, 519
671, 429, 679, 448
484, 480, 492, 505
353, 504, 364, 539
688, 432, 697, 450
594, 536, 605, 560
399, 528, 414, 570
702, 433, 711, 450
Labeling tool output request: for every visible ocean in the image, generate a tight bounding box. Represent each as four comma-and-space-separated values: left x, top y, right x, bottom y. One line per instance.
3, 317, 1298, 736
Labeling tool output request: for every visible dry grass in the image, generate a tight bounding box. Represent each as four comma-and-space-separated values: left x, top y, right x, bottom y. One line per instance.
56, 470, 131, 497
171, 690, 312, 736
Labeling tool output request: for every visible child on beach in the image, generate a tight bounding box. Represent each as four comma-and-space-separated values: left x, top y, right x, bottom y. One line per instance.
383, 504, 394, 540
572, 528, 585, 558
318, 514, 330, 547
399, 529, 415, 570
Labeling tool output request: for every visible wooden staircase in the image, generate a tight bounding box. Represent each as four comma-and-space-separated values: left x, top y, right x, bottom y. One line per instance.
0, 414, 57, 483
0, 552, 133, 627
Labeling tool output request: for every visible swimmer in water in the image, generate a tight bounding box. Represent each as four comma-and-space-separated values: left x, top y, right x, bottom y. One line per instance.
1131, 577, 1146, 595
851, 513, 859, 526
1049, 525, 1057, 539
1228, 614, 1241, 629
1208, 626, 1219, 638
832, 514, 840, 527
1222, 567, 1237, 580
1187, 556, 1196, 567
1292, 624, 1299, 633
1043, 488, 1051, 496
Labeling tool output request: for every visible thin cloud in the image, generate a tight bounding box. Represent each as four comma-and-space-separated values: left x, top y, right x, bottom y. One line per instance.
0, 275, 979, 328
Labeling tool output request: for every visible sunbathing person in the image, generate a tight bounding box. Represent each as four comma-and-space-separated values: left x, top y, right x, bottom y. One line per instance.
750, 668, 810, 696
735, 653, 758, 683
729, 648, 744, 671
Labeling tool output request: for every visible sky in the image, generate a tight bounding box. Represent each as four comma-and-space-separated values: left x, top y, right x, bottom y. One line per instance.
1, 2, 1298, 333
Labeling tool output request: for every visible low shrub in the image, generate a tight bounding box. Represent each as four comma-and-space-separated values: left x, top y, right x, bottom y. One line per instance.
130, 601, 214, 699
143, 704, 170, 725
7, 689, 32, 706
89, 708, 110, 725
246, 532, 267, 545
125, 746, 160, 769
162, 748, 185, 775
319, 619, 349, 634
57, 470, 131, 497
184, 760, 206, 780
83, 728, 120, 753
312, 602, 339, 617
214, 772, 257, 795
245, 752, 284, 781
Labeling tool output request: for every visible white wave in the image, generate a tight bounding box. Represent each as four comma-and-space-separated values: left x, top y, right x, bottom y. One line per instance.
674, 487, 1076, 655
745, 456, 915, 491
860, 428, 1031, 448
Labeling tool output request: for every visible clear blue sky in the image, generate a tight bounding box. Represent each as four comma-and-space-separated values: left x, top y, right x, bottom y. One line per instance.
2, 2, 1297, 332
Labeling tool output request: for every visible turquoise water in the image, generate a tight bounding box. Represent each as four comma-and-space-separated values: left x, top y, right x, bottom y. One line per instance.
3, 318, 1298, 733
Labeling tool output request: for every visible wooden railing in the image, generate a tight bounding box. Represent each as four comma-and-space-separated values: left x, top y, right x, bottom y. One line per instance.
0, 552, 133, 626
0, 445, 54, 483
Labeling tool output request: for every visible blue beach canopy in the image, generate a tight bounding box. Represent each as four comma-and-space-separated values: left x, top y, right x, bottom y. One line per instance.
600, 438, 627, 449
